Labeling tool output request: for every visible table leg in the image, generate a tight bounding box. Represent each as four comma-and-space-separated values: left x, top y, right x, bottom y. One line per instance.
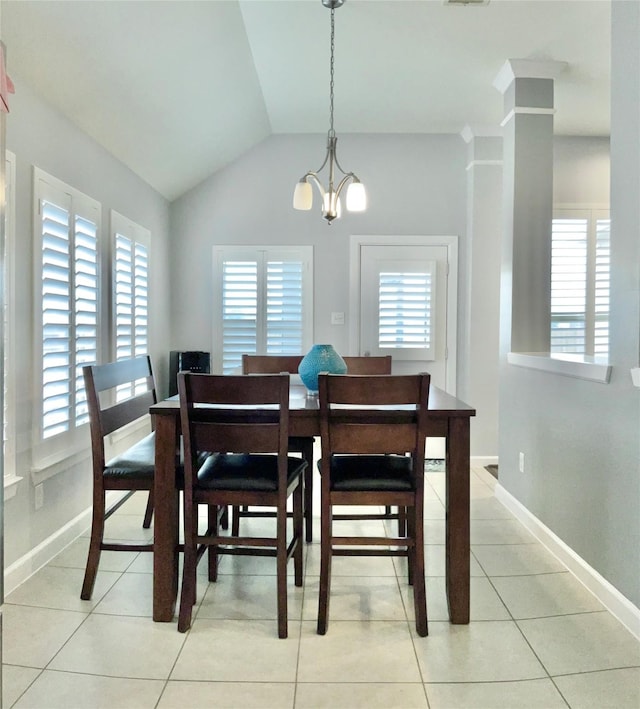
445, 416, 470, 624
153, 414, 180, 622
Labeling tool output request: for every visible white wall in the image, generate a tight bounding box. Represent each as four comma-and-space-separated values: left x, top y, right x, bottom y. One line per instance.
170, 131, 470, 386
4, 78, 171, 575
497, 3, 639, 611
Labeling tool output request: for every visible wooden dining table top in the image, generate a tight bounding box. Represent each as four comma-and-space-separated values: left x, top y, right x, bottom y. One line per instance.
150, 382, 476, 418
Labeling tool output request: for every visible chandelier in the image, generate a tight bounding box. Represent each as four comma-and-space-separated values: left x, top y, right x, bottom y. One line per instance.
292, 0, 366, 224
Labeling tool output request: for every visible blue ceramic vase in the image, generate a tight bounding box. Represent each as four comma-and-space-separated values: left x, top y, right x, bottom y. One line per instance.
298, 344, 347, 393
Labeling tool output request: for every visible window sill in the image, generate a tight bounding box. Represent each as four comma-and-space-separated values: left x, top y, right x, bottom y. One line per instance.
4, 474, 23, 501
31, 447, 91, 486
507, 352, 612, 383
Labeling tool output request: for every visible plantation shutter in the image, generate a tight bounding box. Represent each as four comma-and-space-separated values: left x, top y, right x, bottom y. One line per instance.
41, 197, 72, 439
38, 172, 100, 441
593, 219, 610, 357
73, 214, 99, 426
266, 260, 304, 354
112, 211, 150, 399
221, 260, 258, 374
214, 247, 313, 374
551, 211, 610, 357
550, 218, 588, 354
377, 267, 435, 358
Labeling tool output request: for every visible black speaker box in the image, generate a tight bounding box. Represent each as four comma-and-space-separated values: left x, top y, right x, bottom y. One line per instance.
169, 350, 211, 396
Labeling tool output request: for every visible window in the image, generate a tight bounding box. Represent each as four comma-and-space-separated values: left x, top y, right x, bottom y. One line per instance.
213, 246, 313, 374
34, 168, 100, 460
377, 265, 435, 358
111, 211, 150, 399
551, 209, 610, 357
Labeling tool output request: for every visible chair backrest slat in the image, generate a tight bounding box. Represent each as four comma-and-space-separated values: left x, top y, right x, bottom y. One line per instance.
242, 354, 303, 375
91, 356, 155, 392
342, 355, 392, 375
83, 356, 157, 465
179, 373, 290, 465
319, 373, 430, 460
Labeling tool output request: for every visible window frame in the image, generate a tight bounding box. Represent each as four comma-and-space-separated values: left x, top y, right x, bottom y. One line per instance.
212, 245, 313, 374
3, 151, 20, 497
32, 167, 102, 469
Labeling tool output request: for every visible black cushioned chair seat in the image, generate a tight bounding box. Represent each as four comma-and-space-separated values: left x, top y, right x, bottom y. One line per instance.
197, 453, 306, 492
329, 454, 414, 492
104, 433, 208, 482
104, 432, 156, 478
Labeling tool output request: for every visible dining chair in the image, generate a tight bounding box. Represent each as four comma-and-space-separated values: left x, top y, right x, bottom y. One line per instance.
81, 356, 158, 600
240, 354, 314, 542
328, 356, 403, 529
177, 372, 305, 638
317, 372, 430, 637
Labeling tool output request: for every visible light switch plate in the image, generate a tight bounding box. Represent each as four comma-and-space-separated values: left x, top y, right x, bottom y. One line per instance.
331, 311, 345, 325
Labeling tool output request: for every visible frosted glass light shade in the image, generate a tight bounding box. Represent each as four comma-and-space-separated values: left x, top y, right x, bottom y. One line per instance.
293, 181, 313, 210
346, 181, 367, 211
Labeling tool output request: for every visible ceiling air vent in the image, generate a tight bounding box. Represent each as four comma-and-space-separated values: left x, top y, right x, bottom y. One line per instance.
444, 0, 490, 6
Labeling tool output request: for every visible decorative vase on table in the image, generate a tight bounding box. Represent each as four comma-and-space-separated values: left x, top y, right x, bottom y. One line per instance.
298, 344, 347, 394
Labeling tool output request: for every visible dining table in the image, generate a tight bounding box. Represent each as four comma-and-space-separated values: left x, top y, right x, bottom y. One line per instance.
150, 381, 475, 624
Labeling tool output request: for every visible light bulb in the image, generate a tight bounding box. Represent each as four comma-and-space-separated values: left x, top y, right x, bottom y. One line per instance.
322, 192, 342, 220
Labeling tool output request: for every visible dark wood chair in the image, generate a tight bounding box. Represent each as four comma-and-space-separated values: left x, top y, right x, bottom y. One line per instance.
317, 372, 430, 637
81, 356, 157, 600
240, 354, 314, 542
177, 372, 305, 638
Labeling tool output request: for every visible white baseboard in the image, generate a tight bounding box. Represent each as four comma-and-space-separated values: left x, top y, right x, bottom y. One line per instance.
495, 483, 640, 641
3, 491, 125, 596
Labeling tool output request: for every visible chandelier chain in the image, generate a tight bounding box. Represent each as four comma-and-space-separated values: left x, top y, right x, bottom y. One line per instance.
329, 6, 335, 136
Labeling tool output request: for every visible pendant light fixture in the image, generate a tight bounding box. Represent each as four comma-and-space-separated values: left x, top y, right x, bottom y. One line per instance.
292, 0, 366, 224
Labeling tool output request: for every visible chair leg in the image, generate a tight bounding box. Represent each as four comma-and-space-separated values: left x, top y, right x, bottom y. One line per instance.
178, 507, 199, 633
397, 506, 407, 537
412, 507, 428, 637
208, 505, 220, 582
317, 500, 332, 635
293, 478, 304, 587
142, 490, 154, 529
276, 499, 288, 639
81, 490, 106, 600
301, 439, 314, 543
406, 506, 415, 586
231, 505, 240, 536
219, 505, 229, 530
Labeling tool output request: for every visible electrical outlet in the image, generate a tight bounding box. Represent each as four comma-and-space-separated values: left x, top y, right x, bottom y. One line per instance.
519, 452, 525, 474
35, 483, 44, 509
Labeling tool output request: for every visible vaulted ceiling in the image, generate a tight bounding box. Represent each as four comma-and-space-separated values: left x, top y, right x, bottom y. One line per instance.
1, 0, 610, 200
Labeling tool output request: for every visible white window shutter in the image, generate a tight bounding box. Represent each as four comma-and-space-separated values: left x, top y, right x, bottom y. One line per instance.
551, 212, 610, 357
266, 260, 304, 354
222, 260, 258, 374
214, 246, 313, 373
112, 211, 151, 399
377, 264, 436, 359
73, 214, 99, 426
551, 218, 588, 354
37, 169, 100, 444
594, 219, 610, 357
41, 198, 72, 439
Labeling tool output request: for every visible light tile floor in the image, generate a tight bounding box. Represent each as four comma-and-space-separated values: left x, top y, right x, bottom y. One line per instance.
3, 466, 639, 708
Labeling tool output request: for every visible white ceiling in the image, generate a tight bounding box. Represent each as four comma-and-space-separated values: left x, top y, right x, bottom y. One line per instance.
1, 0, 611, 201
